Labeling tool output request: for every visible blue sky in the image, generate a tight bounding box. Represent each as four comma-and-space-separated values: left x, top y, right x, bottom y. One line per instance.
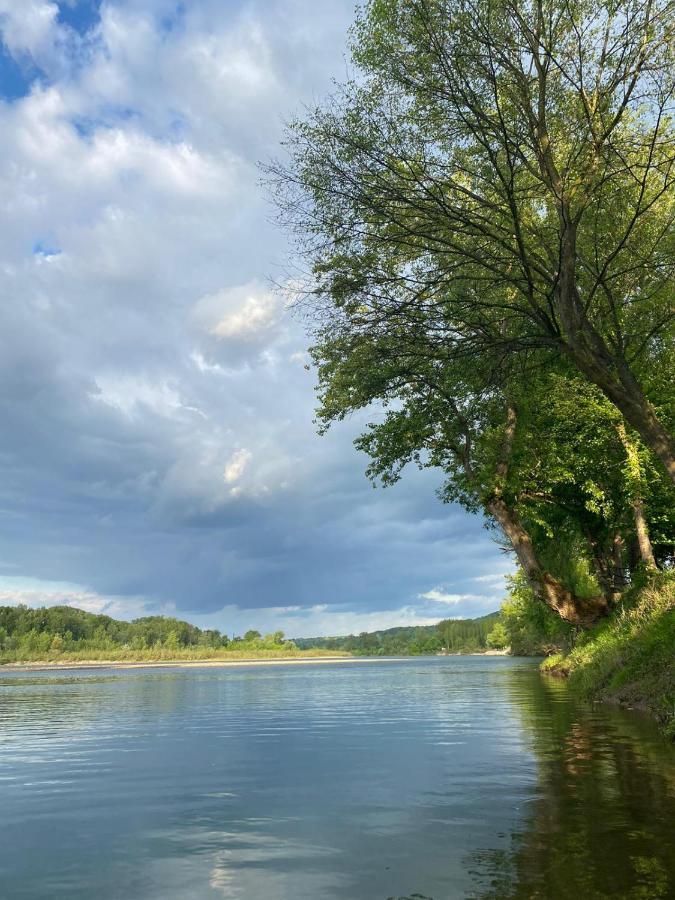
0, 0, 512, 636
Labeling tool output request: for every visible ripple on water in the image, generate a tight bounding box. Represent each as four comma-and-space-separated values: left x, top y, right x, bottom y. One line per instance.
0, 656, 673, 899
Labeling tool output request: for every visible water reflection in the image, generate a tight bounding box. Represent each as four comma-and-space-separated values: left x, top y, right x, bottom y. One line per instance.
0, 659, 673, 899
469, 670, 675, 899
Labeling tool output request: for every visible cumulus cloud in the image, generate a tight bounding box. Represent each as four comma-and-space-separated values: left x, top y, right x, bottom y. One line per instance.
0, 576, 157, 619
194, 281, 284, 357
419, 589, 478, 605
0, 0, 59, 60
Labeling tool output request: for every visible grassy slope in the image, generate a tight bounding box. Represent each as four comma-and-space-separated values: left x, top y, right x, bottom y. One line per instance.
541, 574, 675, 736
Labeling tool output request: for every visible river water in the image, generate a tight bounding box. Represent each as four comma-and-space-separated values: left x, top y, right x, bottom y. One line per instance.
0, 656, 673, 899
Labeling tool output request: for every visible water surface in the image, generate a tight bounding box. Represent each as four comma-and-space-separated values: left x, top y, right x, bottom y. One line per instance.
0, 657, 673, 899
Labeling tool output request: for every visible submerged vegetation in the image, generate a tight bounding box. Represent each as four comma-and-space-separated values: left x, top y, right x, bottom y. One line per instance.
0, 606, 340, 664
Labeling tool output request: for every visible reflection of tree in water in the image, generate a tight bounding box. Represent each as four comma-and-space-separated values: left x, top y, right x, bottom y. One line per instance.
468, 669, 675, 899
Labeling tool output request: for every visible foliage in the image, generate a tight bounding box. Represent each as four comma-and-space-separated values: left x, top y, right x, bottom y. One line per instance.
500, 573, 574, 656
510, 372, 675, 579
271, 0, 675, 479
0, 606, 315, 664
296, 613, 501, 655
486, 622, 509, 650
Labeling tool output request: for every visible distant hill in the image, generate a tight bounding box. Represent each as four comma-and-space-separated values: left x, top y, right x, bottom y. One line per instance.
295, 612, 502, 655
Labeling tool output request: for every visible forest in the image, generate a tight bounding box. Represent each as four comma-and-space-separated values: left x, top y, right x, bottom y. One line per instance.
0, 604, 508, 663
296, 612, 502, 655
0, 605, 299, 663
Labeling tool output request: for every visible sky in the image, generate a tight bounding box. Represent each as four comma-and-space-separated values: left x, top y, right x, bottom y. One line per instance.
0, 0, 513, 637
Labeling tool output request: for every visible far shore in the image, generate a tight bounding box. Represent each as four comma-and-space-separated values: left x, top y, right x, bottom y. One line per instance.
2, 651, 511, 673
3, 655, 392, 673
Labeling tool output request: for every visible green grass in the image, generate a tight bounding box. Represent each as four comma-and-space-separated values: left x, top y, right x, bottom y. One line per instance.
541, 574, 675, 736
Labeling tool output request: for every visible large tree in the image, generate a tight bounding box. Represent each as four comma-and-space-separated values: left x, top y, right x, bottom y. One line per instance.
312, 322, 673, 623
271, 0, 675, 480
312, 324, 610, 623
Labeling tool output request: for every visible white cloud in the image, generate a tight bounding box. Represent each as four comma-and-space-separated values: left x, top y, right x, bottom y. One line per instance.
0, 576, 156, 619
473, 573, 509, 586
190, 351, 225, 375
419, 588, 473, 605
289, 350, 309, 365
91, 375, 205, 420
0, 0, 58, 60
223, 448, 251, 485
195, 281, 283, 344
192, 602, 444, 640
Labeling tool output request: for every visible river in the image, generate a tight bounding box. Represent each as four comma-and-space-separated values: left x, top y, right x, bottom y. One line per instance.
0, 656, 673, 899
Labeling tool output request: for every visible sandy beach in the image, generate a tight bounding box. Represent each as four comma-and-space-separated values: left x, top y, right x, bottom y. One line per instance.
2, 656, 416, 673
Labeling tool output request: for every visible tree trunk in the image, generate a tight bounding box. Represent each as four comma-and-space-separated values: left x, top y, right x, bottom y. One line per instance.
616, 421, 659, 570
570, 348, 675, 485
555, 216, 675, 483
612, 533, 627, 596
632, 498, 658, 570
483, 403, 608, 626
487, 496, 608, 626
454, 398, 609, 625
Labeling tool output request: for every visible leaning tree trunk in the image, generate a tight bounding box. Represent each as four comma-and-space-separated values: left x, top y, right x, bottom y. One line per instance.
447, 392, 610, 626
487, 496, 608, 626
632, 499, 658, 570
616, 422, 659, 571
555, 218, 675, 484
570, 344, 675, 487
483, 405, 608, 627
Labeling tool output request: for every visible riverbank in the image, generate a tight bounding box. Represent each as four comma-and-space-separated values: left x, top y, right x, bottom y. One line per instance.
0, 642, 351, 668
541, 575, 674, 737
4, 654, 416, 673
2, 650, 514, 671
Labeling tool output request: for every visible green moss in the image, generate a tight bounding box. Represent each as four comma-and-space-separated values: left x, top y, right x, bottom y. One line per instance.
541, 575, 675, 736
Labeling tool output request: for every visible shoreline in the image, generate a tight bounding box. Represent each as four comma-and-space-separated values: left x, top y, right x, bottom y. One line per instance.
1, 651, 513, 673
2, 655, 406, 673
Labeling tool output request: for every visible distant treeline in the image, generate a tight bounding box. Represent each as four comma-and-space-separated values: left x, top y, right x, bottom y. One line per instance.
0, 605, 295, 662
295, 613, 505, 656
0, 604, 511, 663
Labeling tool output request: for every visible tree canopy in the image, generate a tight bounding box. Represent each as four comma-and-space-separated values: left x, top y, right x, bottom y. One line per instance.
270, 0, 674, 626
0, 606, 293, 663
